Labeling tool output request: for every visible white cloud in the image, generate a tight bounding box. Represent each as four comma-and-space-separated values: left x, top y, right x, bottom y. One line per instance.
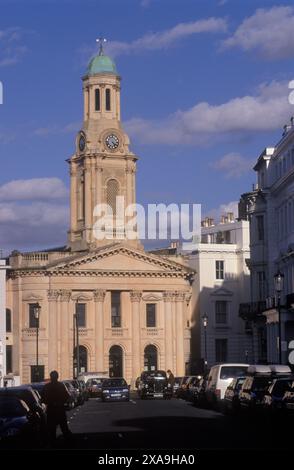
33, 121, 80, 136
0, 178, 68, 201
106, 18, 227, 57
222, 6, 294, 59
77, 18, 227, 62
0, 27, 28, 67
125, 80, 293, 145
206, 201, 238, 223
0, 202, 69, 253
210, 153, 255, 178
0, 178, 69, 253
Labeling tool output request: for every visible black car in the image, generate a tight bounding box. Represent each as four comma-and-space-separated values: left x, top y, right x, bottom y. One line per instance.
0, 386, 47, 428
101, 378, 130, 402
223, 377, 246, 415
138, 370, 172, 400
282, 380, 294, 414
262, 377, 294, 416
192, 377, 207, 408
239, 375, 274, 412
0, 396, 42, 447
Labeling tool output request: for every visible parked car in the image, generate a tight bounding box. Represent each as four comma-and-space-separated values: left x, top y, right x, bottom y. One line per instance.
192, 377, 208, 407
62, 380, 79, 409
0, 385, 46, 426
282, 380, 294, 414
239, 365, 293, 414
101, 378, 130, 402
86, 377, 107, 398
138, 371, 172, 399
69, 380, 85, 405
205, 363, 249, 408
223, 377, 246, 415
173, 377, 183, 396
262, 377, 294, 416
185, 376, 202, 402
175, 376, 190, 398
0, 396, 42, 447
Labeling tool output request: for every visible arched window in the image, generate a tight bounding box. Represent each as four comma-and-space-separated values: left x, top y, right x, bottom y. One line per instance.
74, 345, 88, 373
106, 179, 119, 215
95, 88, 100, 111
109, 345, 123, 377
144, 345, 158, 372
6, 308, 12, 332
105, 88, 111, 111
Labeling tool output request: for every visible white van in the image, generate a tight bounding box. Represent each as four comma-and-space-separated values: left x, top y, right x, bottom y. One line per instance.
206, 363, 249, 405
78, 371, 109, 383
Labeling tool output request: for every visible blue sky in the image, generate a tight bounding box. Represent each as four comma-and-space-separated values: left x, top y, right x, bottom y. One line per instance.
1, 0, 294, 253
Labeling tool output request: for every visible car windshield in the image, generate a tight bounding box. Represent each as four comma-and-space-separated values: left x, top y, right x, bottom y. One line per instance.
142, 371, 167, 380
236, 378, 245, 390
103, 379, 127, 388
0, 399, 27, 417
220, 366, 248, 380
252, 377, 272, 391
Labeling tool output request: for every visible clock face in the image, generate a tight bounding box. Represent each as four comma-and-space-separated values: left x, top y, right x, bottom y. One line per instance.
105, 133, 119, 150
79, 135, 86, 151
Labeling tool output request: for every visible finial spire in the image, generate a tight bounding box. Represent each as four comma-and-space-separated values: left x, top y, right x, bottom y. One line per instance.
96, 37, 107, 56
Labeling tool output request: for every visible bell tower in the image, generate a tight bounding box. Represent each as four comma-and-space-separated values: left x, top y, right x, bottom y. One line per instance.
68, 40, 139, 252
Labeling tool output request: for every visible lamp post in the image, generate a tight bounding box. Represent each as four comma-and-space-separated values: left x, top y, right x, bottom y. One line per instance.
274, 270, 284, 364
73, 298, 81, 379
33, 303, 41, 382
202, 313, 208, 374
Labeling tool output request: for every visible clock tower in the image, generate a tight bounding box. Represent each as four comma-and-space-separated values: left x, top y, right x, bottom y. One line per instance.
68, 41, 139, 252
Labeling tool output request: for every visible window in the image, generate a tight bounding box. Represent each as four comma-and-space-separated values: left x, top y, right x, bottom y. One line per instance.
29, 304, 39, 328
6, 345, 12, 374
105, 88, 111, 111
95, 88, 100, 111
106, 179, 119, 215
146, 304, 156, 327
256, 215, 264, 241
215, 260, 224, 280
215, 339, 228, 362
215, 301, 227, 324
257, 271, 266, 301
6, 308, 11, 332
111, 291, 121, 328
76, 303, 86, 327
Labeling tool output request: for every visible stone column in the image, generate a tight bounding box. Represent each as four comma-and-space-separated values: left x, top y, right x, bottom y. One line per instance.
70, 162, 78, 233
163, 292, 174, 371
60, 290, 71, 379
175, 292, 186, 376
94, 289, 106, 372
130, 291, 142, 382
48, 290, 59, 372
84, 159, 92, 240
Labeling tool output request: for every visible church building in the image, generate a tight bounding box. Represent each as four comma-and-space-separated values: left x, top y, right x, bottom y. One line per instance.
6, 45, 194, 385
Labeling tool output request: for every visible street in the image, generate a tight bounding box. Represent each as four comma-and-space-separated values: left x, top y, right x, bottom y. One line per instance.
55, 394, 291, 451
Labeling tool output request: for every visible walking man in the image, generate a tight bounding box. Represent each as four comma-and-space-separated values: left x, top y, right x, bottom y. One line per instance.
42, 370, 72, 445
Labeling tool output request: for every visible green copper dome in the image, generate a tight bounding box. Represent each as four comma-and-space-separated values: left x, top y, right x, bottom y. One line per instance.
87, 53, 117, 76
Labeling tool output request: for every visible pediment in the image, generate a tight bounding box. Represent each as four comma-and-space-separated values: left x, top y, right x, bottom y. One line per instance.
22, 293, 43, 301
142, 293, 162, 301
210, 287, 233, 297
47, 244, 190, 276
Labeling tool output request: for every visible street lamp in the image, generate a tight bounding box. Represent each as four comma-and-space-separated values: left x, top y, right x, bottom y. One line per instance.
73, 298, 81, 379
33, 302, 41, 382
274, 270, 284, 364
202, 313, 208, 374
